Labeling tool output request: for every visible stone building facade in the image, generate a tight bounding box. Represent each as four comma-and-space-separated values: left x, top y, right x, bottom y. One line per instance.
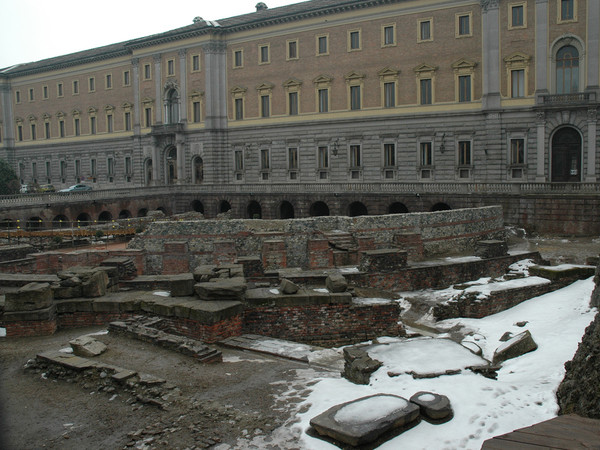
0, 0, 598, 216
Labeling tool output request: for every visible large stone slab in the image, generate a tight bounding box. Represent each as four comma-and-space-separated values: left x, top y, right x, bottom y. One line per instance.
4, 282, 53, 311
492, 329, 538, 364
70, 335, 108, 357
194, 278, 247, 301
409, 391, 453, 420
310, 394, 420, 446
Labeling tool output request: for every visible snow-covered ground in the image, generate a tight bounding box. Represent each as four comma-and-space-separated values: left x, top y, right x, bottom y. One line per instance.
288, 277, 597, 449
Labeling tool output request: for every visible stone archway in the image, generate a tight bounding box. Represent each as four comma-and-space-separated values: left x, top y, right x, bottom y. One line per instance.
247, 201, 262, 219
192, 157, 204, 184
551, 127, 582, 182
310, 201, 330, 217
348, 201, 368, 217
279, 201, 295, 219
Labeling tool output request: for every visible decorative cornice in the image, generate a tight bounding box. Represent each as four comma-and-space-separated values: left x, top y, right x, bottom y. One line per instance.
480, 0, 499, 12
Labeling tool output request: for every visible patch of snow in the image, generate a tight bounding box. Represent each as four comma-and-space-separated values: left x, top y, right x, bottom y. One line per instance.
418, 393, 436, 402
339, 267, 360, 273
269, 288, 280, 295
86, 329, 109, 336
59, 347, 73, 354
0, 327, 6, 337
508, 259, 536, 275
153, 291, 170, 297
313, 288, 329, 293
444, 256, 481, 263
223, 355, 272, 364
334, 395, 408, 424
464, 276, 550, 296
540, 264, 594, 271
353, 297, 391, 305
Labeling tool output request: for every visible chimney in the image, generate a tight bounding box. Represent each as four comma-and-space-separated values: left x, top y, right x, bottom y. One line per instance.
256, 2, 268, 11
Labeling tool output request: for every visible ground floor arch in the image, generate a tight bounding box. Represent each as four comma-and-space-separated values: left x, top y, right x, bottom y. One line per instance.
310, 201, 330, 217
279, 201, 295, 219
551, 126, 582, 182
247, 201, 262, 219
348, 201, 368, 217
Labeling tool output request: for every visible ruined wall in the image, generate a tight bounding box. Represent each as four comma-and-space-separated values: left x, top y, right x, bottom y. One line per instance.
129, 206, 504, 273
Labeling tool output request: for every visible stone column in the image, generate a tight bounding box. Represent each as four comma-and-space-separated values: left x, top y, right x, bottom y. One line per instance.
132, 58, 141, 134
178, 49, 188, 123
202, 41, 228, 130
154, 54, 162, 124
535, 0, 549, 96
152, 137, 160, 184
586, 108, 597, 182
536, 111, 546, 181
0, 79, 15, 166
481, 0, 501, 110
587, 0, 600, 91
176, 136, 185, 184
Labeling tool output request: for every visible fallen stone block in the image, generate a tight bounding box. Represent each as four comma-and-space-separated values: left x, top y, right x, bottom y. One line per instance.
409, 391, 453, 421
326, 273, 348, 293
70, 335, 108, 357
341, 347, 382, 385
279, 278, 300, 294
81, 270, 108, 298
168, 273, 195, 297
4, 282, 53, 312
310, 394, 420, 446
492, 329, 538, 364
194, 278, 247, 301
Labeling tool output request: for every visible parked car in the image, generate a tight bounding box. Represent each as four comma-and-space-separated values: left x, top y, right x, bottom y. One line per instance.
38, 184, 55, 193
20, 185, 31, 194
59, 184, 92, 192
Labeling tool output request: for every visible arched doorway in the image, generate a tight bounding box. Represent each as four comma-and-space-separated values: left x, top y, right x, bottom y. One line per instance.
52, 215, 70, 228
98, 211, 113, 222
26, 216, 44, 230
165, 88, 179, 124
137, 208, 148, 217
310, 201, 330, 217
388, 202, 408, 214
219, 201, 231, 214
76, 213, 92, 226
247, 201, 262, 219
191, 200, 204, 213
348, 201, 368, 217
279, 201, 294, 219
552, 127, 582, 182
118, 210, 132, 219
431, 202, 451, 212
193, 157, 203, 184
166, 146, 177, 184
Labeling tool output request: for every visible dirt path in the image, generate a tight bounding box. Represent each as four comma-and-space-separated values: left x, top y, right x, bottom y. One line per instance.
0, 326, 327, 449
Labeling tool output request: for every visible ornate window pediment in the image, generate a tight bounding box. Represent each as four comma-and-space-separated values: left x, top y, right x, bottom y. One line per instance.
142, 97, 155, 106
256, 82, 274, 94
28, 114, 37, 122
105, 105, 115, 113
313, 75, 333, 88
345, 71, 366, 83
504, 52, 530, 68
231, 86, 247, 96
452, 58, 477, 73
283, 78, 303, 89
378, 67, 399, 81
56, 111, 65, 119
72, 109, 81, 117
189, 90, 204, 100
414, 63, 438, 74
122, 102, 133, 111
88, 106, 97, 115
42, 113, 51, 120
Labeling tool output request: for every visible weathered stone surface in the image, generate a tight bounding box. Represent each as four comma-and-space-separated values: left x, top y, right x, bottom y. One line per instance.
590, 264, 600, 308
168, 273, 195, 297
194, 278, 247, 301
81, 270, 108, 298
193, 265, 217, 282
409, 391, 453, 420
341, 347, 382, 385
557, 313, 600, 418
325, 273, 347, 293
52, 284, 82, 300
279, 278, 299, 294
310, 394, 420, 446
4, 282, 53, 311
475, 240, 508, 258
530, 264, 595, 282
492, 330, 537, 364
359, 249, 408, 273
70, 335, 108, 357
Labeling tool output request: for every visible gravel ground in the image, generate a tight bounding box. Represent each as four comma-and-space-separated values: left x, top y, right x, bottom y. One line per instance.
0, 326, 329, 449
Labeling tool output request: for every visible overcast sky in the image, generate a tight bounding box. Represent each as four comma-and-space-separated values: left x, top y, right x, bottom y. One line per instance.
0, 0, 300, 69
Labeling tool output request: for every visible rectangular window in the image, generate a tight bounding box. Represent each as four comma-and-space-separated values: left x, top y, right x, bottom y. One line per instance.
260, 45, 269, 63
167, 60, 174, 75
287, 40, 298, 59
105, 74, 112, 89
15, 90, 21, 103
145, 108, 152, 127
318, 36, 328, 55
17, 125, 23, 141
59, 120, 65, 137
32, 162, 38, 181
420, 20, 431, 41
74, 118, 80, 136
384, 82, 395, 108
458, 140, 471, 165
510, 138, 525, 164
73, 80, 79, 94
288, 147, 298, 170
125, 112, 131, 131
350, 144, 361, 167
45, 122, 50, 139
383, 25, 395, 45
30, 124, 36, 140
234, 50, 243, 68
289, 92, 298, 115
420, 79, 432, 104
43, 86, 48, 99
349, 31, 360, 50
144, 64, 151, 79
123, 70, 130, 86
91, 158, 97, 176
57, 83, 63, 97
235, 98, 244, 120
29, 88, 34, 101
459, 75, 471, 102
561, 0, 574, 20
511, 5, 524, 27
59, 161, 66, 179
89, 77, 95, 92
350, 86, 361, 110
192, 55, 200, 71
260, 149, 270, 170
384, 143, 396, 167
125, 157, 132, 177
260, 95, 270, 118
420, 142, 432, 166
458, 14, 470, 36
193, 101, 201, 123
318, 89, 329, 113
75, 160, 81, 178
234, 150, 244, 171
46, 161, 51, 180
318, 146, 329, 169
107, 114, 113, 133
90, 117, 96, 135
511, 69, 525, 98
108, 157, 114, 177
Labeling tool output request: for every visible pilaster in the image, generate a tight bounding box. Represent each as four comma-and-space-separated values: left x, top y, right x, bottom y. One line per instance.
178, 49, 188, 123
481, 0, 501, 110
536, 111, 546, 181
535, 0, 549, 96
154, 54, 162, 124
586, 108, 597, 182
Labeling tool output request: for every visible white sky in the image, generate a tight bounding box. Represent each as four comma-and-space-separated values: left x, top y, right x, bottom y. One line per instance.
0, 0, 300, 69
